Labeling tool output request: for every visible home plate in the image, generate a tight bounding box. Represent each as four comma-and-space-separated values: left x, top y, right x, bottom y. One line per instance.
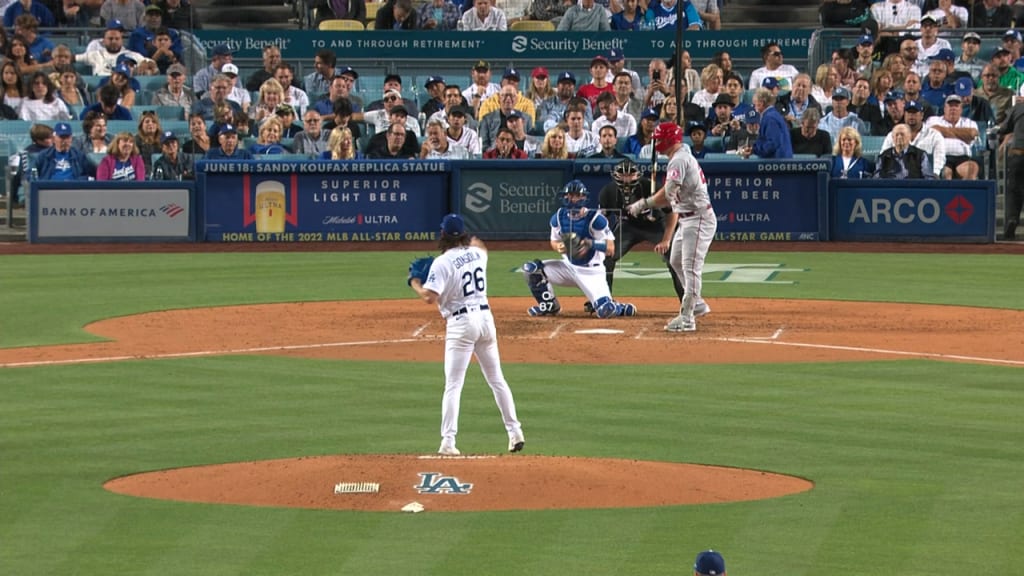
575, 328, 625, 335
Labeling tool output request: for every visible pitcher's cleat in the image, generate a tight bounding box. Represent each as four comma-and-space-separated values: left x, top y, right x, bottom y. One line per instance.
665, 315, 696, 332
693, 302, 711, 317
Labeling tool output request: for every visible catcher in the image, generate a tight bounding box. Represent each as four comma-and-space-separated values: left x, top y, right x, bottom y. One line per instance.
407, 214, 525, 456
521, 180, 637, 318
597, 158, 685, 309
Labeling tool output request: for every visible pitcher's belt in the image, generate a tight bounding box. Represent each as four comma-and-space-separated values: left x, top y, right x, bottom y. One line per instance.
452, 304, 489, 317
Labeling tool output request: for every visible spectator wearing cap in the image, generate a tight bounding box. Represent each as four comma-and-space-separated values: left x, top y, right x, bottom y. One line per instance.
96, 131, 146, 181
1004, 29, 1024, 62
417, 0, 460, 29
458, 0, 506, 30
205, 124, 254, 159
375, 0, 419, 29
912, 15, 951, 73
831, 126, 873, 177
275, 104, 303, 138
192, 73, 241, 122
645, 0, 702, 30
129, 5, 183, 66
871, 0, 920, 31
924, 93, 979, 179
526, 67, 555, 117
577, 55, 615, 110
312, 0, 366, 26
479, 86, 534, 151
624, 107, 657, 155
691, 64, 724, 115
902, 72, 935, 118
100, 0, 146, 30
214, 62, 248, 113
303, 49, 336, 102
245, 45, 281, 93
706, 94, 738, 137
790, 108, 832, 156
748, 42, 800, 91
97, 63, 137, 109
365, 73, 418, 116
979, 64, 1014, 124
365, 122, 418, 159
972, 0, 1012, 29
444, 105, 482, 156
854, 35, 878, 79
744, 87, 793, 158
954, 76, 995, 129
194, 43, 232, 97
156, 0, 203, 31
606, 48, 642, 94
292, 109, 329, 156
611, 0, 643, 30
953, 32, 985, 84
152, 130, 195, 180
76, 22, 146, 76
989, 46, 1024, 93
693, 550, 725, 576
875, 123, 932, 178
876, 89, 906, 135
478, 67, 537, 122
357, 90, 422, 136
685, 122, 708, 158
420, 118, 471, 159
924, 0, 966, 28
592, 91, 636, 141
612, 71, 644, 126
503, 105, 539, 155
34, 122, 96, 181
728, 108, 760, 152
557, 0, 609, 30
883, 98, 945, 177
819, 86, 868, 142
463, 60, 500, 108
540, 72, 595, 133
421, 76, 446, 118
80, 83, 133, 120
921, 49, 955, 108
776, 73, 821, 126
150, 62, 195, 112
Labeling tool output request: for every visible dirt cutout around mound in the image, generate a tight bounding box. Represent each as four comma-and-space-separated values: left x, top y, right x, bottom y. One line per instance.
104, 455, 814, 512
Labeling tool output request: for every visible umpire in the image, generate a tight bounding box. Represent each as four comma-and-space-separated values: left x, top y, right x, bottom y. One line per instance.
598, 158, 685, 303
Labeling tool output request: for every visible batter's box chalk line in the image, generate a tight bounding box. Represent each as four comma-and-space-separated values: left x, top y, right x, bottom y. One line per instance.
417, 454, 497, 460
333, 482, 380, 494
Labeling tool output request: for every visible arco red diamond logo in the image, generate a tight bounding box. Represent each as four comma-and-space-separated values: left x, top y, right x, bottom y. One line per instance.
944, 194, 973, 224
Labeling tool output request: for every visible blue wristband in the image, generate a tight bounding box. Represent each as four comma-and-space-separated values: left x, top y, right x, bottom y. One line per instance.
593, 241, 607, 253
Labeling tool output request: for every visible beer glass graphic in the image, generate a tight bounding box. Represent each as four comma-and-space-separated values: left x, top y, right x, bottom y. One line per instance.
255, 180, 287, 233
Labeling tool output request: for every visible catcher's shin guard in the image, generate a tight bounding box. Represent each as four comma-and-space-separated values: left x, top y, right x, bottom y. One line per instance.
593, 296, 617, 319
523, 260, 560, 316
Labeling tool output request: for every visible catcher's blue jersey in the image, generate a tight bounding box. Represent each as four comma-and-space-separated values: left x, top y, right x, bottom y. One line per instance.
548, 208, 613, 267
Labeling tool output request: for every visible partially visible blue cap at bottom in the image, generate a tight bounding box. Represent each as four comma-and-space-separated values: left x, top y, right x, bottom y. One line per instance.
694, 550, 725, 575
441, 213, 465, 236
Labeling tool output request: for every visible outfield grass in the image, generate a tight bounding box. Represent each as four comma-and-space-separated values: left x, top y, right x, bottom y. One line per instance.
1, 250, 1022, 575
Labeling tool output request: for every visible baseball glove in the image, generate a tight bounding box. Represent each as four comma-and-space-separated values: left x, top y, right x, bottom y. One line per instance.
560, 233, 592, 261
407, 255, 434, 286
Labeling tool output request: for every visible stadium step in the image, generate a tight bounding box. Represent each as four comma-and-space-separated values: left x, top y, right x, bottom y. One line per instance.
722, 0, 821, 28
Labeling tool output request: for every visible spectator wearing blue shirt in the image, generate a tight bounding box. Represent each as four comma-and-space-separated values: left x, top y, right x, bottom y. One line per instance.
920, 49, 955, 109
205, 124, 255, 159
14, 14, 54, 64
611, 0, 643, 30
4, 0, 54, 29
644, 0, 702, 30
743, 87, 793, 159
80, 84, 134, 121
129, 6, 184, 67
34, 122, 97, 180
624, 107, 658, 156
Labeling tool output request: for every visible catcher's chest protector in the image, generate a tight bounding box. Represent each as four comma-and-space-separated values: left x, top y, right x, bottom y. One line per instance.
556, 208, 600, 242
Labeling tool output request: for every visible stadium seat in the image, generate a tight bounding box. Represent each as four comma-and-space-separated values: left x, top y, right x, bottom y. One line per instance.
365, 2, 382, 22
319, 19, 365, 30
365, 20, 376, 29
510, 21, 555, 31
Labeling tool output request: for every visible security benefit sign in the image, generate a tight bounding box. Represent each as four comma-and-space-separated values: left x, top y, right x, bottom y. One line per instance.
201, 160, 450, 242
830, 179, 995, 242
30, 183, 194, 242
704, 160, 828, 241
455, 161, 573, 239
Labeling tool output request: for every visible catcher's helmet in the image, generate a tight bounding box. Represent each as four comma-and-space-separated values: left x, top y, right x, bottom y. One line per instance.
653, 122, 684, 154
612, 158, 641, 192
561, 179, 589, 218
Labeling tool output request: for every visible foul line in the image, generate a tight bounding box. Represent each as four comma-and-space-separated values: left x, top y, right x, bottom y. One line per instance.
714, 336, 1024, 367
0, 338, 422, 369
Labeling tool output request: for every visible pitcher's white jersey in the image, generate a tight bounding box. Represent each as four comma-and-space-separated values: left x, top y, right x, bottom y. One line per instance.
424, 245, 490, 319
665, 145, 711, 214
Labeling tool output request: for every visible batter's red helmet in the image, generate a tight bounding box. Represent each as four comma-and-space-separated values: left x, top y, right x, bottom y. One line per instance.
653, 122, 683, 154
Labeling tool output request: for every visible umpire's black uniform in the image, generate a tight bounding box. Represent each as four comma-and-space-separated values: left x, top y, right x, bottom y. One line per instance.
598, 177, 685, 300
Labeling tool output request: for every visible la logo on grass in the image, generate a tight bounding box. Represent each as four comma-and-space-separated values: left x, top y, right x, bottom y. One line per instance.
415, 472, 473, 494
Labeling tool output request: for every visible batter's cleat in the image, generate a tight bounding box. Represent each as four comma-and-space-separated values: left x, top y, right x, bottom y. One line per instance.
665, 315, 697, 332
616, 303, 637, 317
583, 301, 595, 314
438, 440, 461, 456
694, 302, 712, 317
508, 433, 525, 453
528, 301, 561, 316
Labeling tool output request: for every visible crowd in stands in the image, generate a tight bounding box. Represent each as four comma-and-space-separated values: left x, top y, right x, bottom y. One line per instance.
3, 0, 1024, 207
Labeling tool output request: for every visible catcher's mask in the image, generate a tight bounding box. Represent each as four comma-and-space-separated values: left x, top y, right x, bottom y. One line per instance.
653, 122, 683, 154
612, 159, 641, 193
561, 179, 589, 218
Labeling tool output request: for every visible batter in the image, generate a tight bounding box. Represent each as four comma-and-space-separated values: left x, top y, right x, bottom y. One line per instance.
522, 180, 637, 319
409, 214, 525, 456
628, 122, 716, 332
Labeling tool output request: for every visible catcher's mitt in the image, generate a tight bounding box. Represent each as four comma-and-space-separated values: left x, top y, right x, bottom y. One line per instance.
407, 255, 434, 286
560, 233, 592, 261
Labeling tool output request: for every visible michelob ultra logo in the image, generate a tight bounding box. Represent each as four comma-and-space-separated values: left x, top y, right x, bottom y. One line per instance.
243, 174, 299, 232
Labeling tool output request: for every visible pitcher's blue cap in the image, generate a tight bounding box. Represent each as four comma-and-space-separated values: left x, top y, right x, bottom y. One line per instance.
440, 213, 465, 236
694, 550, 725, 575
